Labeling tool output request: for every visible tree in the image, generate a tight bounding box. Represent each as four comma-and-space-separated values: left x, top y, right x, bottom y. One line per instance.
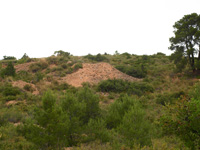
1, 62, 16, 77
160, 83, 200, 149
117, 106, 152, 147
54, 50, 70, 57
3, 56, 16, 60
20, 90, 70, 149
169, 13, 200, 72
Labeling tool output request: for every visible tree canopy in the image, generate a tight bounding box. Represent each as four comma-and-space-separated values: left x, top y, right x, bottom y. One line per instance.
169, 13, 200, 72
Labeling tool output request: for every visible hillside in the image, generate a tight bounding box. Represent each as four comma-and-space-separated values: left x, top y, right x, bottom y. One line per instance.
0, 52, 198, 149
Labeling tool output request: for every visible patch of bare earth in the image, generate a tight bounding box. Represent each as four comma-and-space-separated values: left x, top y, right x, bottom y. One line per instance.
5, 100, 18, 106
12, 80, 39, 95
60, 62, 142, 87
5, 100, 26, 106
15, 62, 36, 72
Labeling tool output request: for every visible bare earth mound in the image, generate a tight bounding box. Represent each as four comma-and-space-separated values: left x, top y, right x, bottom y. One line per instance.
15, 62, 35, 72
12, 80, 39, 95
60, 62, 142, 87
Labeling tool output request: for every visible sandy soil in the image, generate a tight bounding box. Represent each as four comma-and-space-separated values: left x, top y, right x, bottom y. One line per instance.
12, 80, 39, 95
59, 62, 141, 87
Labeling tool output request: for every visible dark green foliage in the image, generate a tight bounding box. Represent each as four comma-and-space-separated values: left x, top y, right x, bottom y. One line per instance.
87, 119, 110, 143
84, 53, 108, 62
29, 61, 48, 73
117, 104, 152, 147
121, 52, 131, 59
21, 87, 101, 148
15, 70, 32, 82
77, 87, 100, 124
3, 86, 21, 97
160, 83, 200, 149
1, 62, 16, 77
106, 95, 137, 129
21, 90, 70, 149
61, 87, 100, 144
156, 91, 185, 105
17, 53, 31, 64
33, 72, 44, 83
0, 124, 35, 150
0, 84, 21, 101
160, 97, 200, 149
98, 79, 154, 96
23, 84, 34, 92
169, 13, 200, 72
115, 64, 147, 78
51, 83, 71, 91
73, 63, 83, 71
46, 56, 60, 65
3, 56, 16, 60
54, 50, 70, 57
106, 95, 153, 147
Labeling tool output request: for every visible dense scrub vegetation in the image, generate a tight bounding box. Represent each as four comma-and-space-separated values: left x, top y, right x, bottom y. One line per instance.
0, 49, 198, 150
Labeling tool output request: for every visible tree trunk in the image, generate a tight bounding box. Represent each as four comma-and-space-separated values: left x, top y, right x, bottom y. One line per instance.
198, 45, 200, 71
191, 53, 196, 73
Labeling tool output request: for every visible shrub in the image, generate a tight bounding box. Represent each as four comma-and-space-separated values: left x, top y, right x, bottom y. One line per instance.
106, 95, 137, 129
98, 79, 154, 96
32, 72, 44, 83
1, 62, 16, 77
54, 50, 70, 57
87, 119, 110, 143
51, 83, 70, 91
24, 84, 35, 92
117, 104, 152, 147
115, 64, 147, 78
84, 53, 108, 62
0, 124, 36, 149
160, 96, 200, 150
3, 56, 16, 60
3, 86, 21, 97
15, 70, 32, 82
156, 91, 185, 106
29, 61, 48, 73
21, 90, 70, 149
17, 53, 31, 64
73, 63, 83, 71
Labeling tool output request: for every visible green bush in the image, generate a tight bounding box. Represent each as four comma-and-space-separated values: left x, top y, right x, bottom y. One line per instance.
117, 104, 152, 147
73, 63, 83, 71
106, 95, 137, 129
115, 64, 147, 78
32, 72, 44, 83
20, 90, 70, 149
29, 61, 48, 73
98, 79, 154, 96
0, 124, 35, 149
24, 84, 35, 92
87, 119, 110, 143
3, 56, 16, 60
17, 53, 31, 64
51, 83, 71, 91
3, 86, 21, 97
0, 62, 16, 77
160, 96, 200, 150
156, 91, 185, 106
84, 53, 108, 62
15, 70, 33, 82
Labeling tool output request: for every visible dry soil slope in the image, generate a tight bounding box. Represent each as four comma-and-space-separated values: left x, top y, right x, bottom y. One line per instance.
60, 62, 142, 87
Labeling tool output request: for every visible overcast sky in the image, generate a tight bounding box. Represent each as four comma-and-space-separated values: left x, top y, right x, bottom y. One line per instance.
0, 0, 200, 59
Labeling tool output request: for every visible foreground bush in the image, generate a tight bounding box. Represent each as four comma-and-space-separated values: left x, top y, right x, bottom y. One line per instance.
20, 87, 102, 149
98, 79, 154, 96
160, 83, 200, 149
